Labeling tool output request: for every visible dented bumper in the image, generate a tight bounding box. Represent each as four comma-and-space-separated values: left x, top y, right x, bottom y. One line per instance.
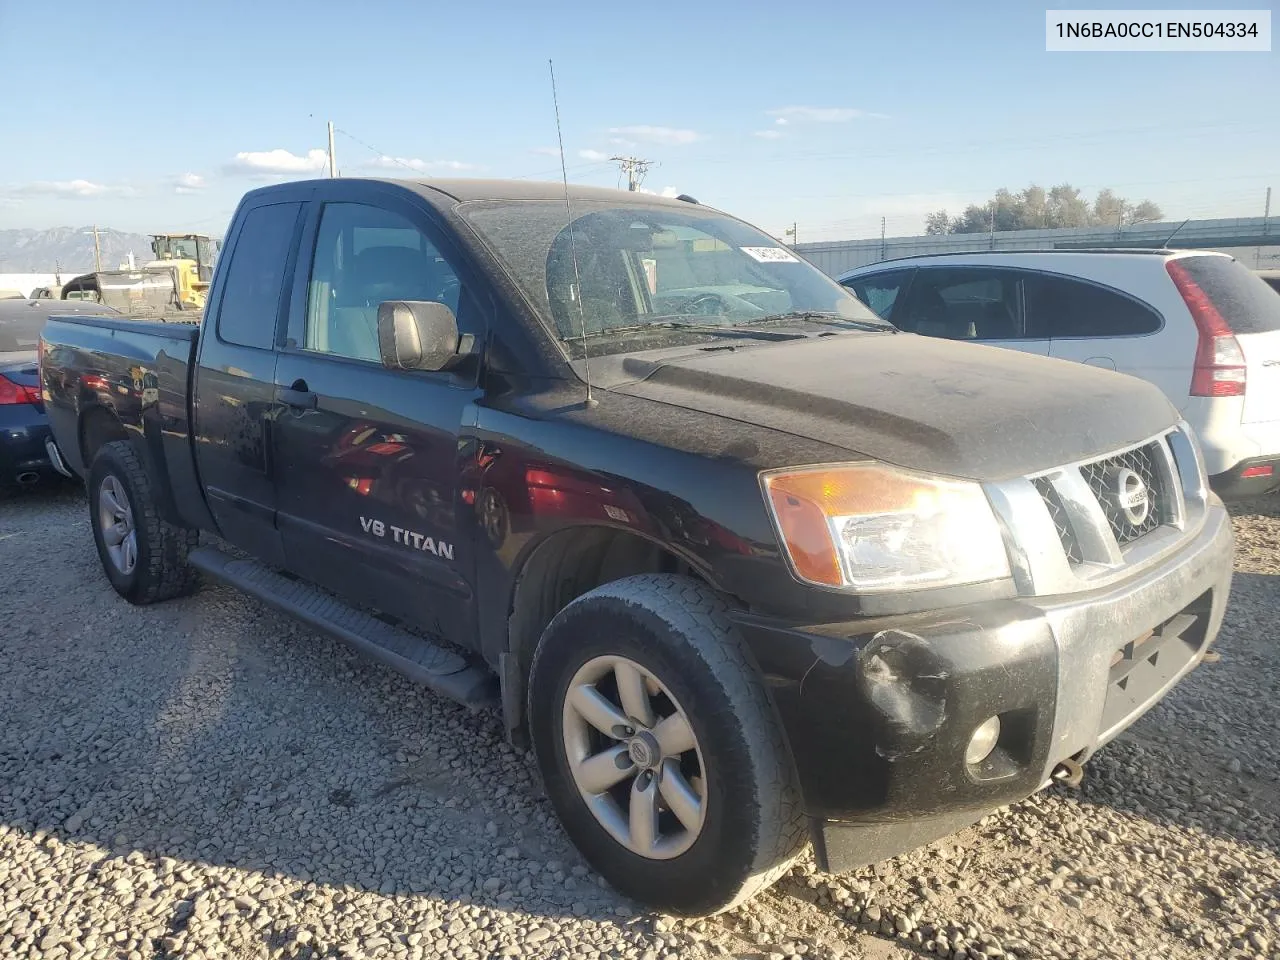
731, 502, 1233, 874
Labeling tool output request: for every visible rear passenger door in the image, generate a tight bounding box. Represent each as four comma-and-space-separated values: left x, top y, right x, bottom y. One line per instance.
1024, 273, 1169, 390
193, 197, 306, 566
894, 267, 1049, 356
270, 190, 485, 646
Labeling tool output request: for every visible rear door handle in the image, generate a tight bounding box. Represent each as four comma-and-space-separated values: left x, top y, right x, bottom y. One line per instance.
280, 382, 317, 409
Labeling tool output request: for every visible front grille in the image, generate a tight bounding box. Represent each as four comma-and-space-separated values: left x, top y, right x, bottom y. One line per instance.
1032, 477, 1082, 564
1079, 443, 1167, 545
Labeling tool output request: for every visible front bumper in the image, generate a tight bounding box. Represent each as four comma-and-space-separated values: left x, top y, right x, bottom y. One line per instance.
732, 502, 1234, 873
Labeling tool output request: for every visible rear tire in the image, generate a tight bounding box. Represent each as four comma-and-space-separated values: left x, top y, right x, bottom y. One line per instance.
88, 440, 199, 604
527, 573, 807, 916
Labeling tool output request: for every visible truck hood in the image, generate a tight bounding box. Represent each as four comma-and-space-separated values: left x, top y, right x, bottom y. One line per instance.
608, 333, 1178, 481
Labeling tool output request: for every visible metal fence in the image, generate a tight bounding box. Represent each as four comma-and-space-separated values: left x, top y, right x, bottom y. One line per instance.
795, 216, 1280, 277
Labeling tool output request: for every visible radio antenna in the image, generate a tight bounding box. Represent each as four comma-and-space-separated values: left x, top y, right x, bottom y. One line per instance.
1160, 217, 1190, 250
549, 58, 596, 408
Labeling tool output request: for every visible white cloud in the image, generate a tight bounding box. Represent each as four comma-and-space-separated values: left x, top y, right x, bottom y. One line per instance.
174, 172, 206, 194
365, 156, 475, 173
608, 136, 636, 148
18, 179, 110, 198
753, 130, 785, 140
225, 147, 330, 176
579, 149, 609, 162
768, 106, 885, 124
608, 125, 700, 146
638, 185, 682, 198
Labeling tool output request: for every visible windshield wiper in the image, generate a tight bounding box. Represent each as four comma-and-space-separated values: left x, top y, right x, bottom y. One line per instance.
740, 311, 897, 333
564, 321, 803, 342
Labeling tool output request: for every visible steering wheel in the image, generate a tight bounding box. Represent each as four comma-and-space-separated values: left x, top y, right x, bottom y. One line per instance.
683, 293, 728, 317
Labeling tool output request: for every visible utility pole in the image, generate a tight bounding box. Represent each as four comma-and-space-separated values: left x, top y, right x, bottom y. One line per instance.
609, 155, 652, 192
784, 222, 797, 246
988, 201, 995, 249
327, 121, 337, 178
85, 225, 102, 272
1259, 186, 1272, 268
880, 217, 886, 260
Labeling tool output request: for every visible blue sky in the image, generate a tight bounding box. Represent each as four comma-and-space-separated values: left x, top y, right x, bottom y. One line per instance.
0, 0, 1275, 241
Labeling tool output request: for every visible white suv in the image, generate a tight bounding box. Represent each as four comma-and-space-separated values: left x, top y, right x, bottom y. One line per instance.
839, 249, 1280, 499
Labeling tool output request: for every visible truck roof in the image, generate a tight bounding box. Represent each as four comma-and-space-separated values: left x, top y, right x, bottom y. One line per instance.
245, 176, 702, 209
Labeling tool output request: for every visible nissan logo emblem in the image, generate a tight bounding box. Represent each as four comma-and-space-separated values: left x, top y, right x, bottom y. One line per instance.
1111, 467, 1150, 526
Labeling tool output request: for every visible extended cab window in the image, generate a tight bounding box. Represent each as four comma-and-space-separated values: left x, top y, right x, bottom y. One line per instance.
304, 203, 463, 364
898, 268, 1023, 340
216, 202, 301, 350
1024, 274, 1161, 338
842, 270, 912, 321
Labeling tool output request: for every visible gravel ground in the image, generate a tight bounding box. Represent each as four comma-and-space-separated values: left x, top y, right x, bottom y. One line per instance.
1, 484, 1277, 960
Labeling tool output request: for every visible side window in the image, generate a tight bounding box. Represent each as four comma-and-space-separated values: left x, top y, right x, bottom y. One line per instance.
305, 202, 464, 363
898, 268, 1024, 340
842, 269, 911, 321
216, 202, 301, 350
1024, 274, 1161, 339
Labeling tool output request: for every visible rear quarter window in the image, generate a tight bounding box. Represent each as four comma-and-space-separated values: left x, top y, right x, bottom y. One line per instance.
1173, 256, 1280, 335
1024, 273, 1161, 339
216, 202, 302, 350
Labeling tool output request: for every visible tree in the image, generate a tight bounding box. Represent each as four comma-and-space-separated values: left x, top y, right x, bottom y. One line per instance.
1128, 200, 1163, 225
925, 183, 1163, 235
924, 210, 953, 236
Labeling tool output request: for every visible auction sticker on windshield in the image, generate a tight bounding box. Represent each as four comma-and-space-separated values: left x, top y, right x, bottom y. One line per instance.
741, 247, 800, 263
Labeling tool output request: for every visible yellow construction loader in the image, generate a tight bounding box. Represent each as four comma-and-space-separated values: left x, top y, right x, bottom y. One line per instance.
60, 233, 220, 316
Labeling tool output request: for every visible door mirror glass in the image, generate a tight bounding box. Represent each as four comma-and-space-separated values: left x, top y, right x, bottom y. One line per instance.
377, 300, 460, 371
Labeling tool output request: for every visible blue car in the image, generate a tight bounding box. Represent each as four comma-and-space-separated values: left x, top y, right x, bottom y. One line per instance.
0, 298, 118, 491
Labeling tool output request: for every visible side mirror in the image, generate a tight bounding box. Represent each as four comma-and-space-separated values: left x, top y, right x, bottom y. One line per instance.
377, 300, 460, 372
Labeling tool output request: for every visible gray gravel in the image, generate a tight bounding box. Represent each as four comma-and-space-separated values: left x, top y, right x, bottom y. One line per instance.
1, 484, 1278, 959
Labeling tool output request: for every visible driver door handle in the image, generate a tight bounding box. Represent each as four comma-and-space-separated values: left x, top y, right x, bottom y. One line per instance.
281, 380, 317, 410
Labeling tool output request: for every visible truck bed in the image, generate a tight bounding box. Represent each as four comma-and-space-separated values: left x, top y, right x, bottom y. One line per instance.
41, 313, 205, 526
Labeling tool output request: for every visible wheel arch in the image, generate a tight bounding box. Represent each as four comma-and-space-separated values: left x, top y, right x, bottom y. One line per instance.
78, 403, 130, 470
500, 525, 722, 744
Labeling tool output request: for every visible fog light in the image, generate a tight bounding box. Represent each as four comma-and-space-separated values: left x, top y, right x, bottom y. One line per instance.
965, 716, 1001, 766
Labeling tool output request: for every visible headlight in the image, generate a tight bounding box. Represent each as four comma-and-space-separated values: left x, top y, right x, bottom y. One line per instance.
761, 463, 1011, 592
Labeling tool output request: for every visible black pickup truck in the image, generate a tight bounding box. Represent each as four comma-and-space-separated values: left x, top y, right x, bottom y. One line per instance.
40, 177, 1234, 916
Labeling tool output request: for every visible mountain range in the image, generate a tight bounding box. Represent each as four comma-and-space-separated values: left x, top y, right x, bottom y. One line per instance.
0, 227, 172, 275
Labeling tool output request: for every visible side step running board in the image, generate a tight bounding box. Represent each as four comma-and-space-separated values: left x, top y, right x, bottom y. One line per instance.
188, 546, 497, 710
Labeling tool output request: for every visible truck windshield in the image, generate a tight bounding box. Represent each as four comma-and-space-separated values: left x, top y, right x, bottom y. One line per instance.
458, 198, 887, 357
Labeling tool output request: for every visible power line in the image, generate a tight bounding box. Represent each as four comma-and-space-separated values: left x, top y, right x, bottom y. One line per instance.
331, 125, 421, 174
681, 119, 1269, 167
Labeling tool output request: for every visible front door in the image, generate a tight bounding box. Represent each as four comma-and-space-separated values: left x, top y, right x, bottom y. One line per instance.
271, 197, 483, 646
897, 267, 1051, 357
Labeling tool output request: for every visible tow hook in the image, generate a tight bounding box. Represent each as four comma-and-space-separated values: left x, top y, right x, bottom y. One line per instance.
1051, 757, 1085, 788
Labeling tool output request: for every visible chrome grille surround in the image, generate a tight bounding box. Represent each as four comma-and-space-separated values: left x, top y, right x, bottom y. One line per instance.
984, 422, 1209, 598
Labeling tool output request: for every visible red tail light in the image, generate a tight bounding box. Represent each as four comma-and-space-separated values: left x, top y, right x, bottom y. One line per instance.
0, 374, 40, 406
1166, 259, 1246, 397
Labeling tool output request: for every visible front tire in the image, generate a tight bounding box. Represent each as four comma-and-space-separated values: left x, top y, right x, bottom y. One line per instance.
88, 440, 199, 604
527, 574, 807, 916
